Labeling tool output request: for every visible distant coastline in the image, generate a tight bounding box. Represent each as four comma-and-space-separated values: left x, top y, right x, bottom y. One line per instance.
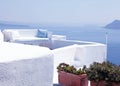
0, 21, 42, 29
1, 20, 120, 30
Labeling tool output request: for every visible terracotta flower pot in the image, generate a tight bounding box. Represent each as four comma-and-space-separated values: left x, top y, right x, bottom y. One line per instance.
111, 82, 120, 86
91, 81, 120, 86
58, 71, 88, 86
90, 81, 106, 86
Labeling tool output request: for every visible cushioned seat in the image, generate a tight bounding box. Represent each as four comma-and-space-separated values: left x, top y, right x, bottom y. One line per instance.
2, 29, 52, 44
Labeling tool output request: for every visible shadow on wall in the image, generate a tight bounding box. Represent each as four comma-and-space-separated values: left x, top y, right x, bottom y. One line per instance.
51, 40, 93, 49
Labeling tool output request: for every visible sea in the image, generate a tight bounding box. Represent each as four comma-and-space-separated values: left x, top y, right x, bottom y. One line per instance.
0, 25, 120, 65
45, 26, 120, 65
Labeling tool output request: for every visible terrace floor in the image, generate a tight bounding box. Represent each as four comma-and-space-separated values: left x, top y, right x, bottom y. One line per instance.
53, 84, 61, 86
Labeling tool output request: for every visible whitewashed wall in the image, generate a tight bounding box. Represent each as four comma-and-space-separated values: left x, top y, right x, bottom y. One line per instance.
52, 43, 106, 83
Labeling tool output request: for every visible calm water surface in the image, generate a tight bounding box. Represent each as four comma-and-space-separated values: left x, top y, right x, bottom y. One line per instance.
46, 26, 120, 65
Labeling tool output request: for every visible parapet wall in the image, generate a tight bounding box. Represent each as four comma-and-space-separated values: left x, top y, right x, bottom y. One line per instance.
52, 43, 107, 83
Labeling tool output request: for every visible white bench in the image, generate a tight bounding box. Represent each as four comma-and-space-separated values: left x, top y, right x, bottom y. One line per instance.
0, 30, 4, 42
2, 29, 52, 45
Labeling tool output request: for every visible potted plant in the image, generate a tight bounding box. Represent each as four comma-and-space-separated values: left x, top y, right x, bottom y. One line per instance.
57, 63, 88, 86
85, 61, 120, 86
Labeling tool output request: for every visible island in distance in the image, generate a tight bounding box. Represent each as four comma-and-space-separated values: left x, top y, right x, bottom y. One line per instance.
105, 20, 120, 29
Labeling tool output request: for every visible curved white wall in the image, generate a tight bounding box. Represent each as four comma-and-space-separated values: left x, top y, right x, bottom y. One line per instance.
52, 43, 107, 83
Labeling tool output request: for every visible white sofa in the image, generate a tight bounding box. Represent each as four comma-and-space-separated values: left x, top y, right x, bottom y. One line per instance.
0, 42, 54, 86
0, 30, 4, 42
2, 29, 52, 45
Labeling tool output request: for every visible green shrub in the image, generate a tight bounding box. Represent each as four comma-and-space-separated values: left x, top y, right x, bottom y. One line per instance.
86, 61, 120, 83
57, 63, 86, 75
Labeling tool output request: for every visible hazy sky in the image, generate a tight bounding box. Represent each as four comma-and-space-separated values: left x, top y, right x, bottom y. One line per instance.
0, 0, 120, 26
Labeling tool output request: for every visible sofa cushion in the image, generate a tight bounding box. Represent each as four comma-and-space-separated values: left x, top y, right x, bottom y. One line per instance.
2, 30, 20, 42
14, 37, 49, 41
36, 29, 48, 38
11, 30, 20, 39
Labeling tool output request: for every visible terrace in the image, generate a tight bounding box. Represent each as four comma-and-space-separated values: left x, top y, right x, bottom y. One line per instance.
0, 29, 107, 86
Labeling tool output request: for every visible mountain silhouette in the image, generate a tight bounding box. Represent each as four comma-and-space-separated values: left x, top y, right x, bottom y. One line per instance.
105, 20, 120, 29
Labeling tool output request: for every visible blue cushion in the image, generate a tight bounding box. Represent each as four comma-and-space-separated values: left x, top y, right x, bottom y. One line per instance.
36, 29, 47, 38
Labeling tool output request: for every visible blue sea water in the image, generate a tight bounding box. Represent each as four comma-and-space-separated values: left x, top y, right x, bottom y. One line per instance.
46, 26, 120, 65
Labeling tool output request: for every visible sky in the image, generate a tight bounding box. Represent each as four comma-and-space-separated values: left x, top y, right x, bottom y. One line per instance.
0, 0, 120, 26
